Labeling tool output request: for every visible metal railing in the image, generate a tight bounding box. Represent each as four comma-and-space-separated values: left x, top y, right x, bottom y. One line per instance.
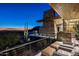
0, 37, 55, 56
29, 33, 57, 39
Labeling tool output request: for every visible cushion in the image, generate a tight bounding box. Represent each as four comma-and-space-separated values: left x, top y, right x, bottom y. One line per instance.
50, 41, 63, 49
50, 43, 60, 50
41, 46, 56, 56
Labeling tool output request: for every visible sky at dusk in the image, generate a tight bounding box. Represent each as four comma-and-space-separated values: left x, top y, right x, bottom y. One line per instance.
0, 3, 51, 28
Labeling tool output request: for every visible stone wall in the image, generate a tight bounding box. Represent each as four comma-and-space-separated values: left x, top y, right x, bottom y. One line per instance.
57, 32, 72, 44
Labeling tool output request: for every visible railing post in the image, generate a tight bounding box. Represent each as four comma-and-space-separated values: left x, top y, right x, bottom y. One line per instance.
5, 47, 9, 56
29, 44, 31, 52
12, 49, 17, 56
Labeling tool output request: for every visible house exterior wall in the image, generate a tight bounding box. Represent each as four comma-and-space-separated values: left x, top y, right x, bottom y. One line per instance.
38, 4, 79, 44
54, 18, 63, 32
39, 20, 55, 36
54, 18, 78, 43
38, 9, 79, 40
39, 9, 55, 36
54, 18, 79, 33
39, 17, 79, 37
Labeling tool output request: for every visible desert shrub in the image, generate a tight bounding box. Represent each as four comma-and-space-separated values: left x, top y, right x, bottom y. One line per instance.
0, 32, 20, 50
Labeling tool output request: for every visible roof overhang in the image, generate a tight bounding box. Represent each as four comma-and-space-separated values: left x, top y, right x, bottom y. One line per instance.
37, 16, 61, 23
37, 19, 44, 23
50, 3, 79, 19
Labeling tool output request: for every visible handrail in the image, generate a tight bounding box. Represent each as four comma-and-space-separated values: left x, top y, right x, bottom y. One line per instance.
0, 38, 47, 54
29, 34, 55, 39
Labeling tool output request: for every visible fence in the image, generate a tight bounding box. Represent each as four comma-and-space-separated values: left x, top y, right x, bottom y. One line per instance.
0, 37, 55, 56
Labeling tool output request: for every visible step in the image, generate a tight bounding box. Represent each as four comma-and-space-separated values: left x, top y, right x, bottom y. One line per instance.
55, 49, 72, 56
59, 46, 73, 52
60, 43, 74, 49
